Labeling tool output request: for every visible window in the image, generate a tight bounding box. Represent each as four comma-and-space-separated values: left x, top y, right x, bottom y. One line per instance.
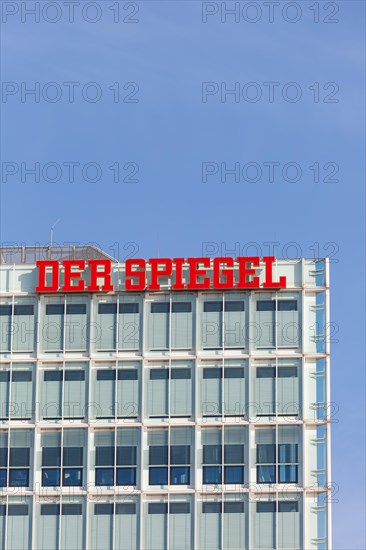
37, 500, 85, 550
0, 363, 34, 420
93, 363, 140, 419
199, 497, 247, 550
202, 427, 246, 485
42, 300, 88, 352
118, 302, 141, 351
41, 430, 85, 487
201, 299, 246, 350
148, 428, 192, 486
255, 499, 300, 550
255, 297, 300, 349
145, 498, 192, 550
201, 362, 246, 418
94, 429, 138, 487
255, 362, 300, 416
148, 300, 194, 352
0, 301, 36, 353
146, 361, 193, 419
40, 364, 87, 420
0, 430, 32, 489
256, 427, 300, 484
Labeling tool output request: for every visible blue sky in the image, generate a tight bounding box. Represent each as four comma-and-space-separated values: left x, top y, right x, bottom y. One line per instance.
1, 1, 365, 547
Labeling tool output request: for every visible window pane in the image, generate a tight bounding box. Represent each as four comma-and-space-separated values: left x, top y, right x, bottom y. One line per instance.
63, 447, 83, 466
118, 370, 138, 381
9, 469, 29, 486
149, 467, 168, 485
98, 304, 117, 315
224, 444, 244, 464
117, 468, 136, 485
150, 370, 169, 380
171, 466, 190, 485
203, 368, 222, 379
0, 470, 6, 486
257, 465, 276, 483
204, 302, 222, 312
224, 466, 243, 484
96, 447, 114, 466
42, 447, 61, 467
42, 468, 60, 486
256, 301, 275, 311
66, 304, 86, 315
172, 302, 191, 313
46, 305, 64, 315
117, 446, 136, 466
279, 444, 298, 463
63, 468, 82, 486
170, 446, 190, 465
151, 303, 169, 314
278, 465, 298, 483
203, 445, 222, 464
149, 446, 168, 465
119, 303, 139, 314
9, 448, 30, 467
224, 302, 244, 312
203, 466, 222, 484
96, 468, 114, 486
41, 504, 60, 515
257, 444, 276, 463
278, 300, 298, 311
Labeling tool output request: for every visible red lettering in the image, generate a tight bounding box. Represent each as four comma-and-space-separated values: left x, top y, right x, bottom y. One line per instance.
262, 256, 287, 288
187, 258, 211, 289
213, 257, 234, 289
87, 260, 113, 291
125, 259, 146, 291
148, 258, 173, 291
35, 261, 59, 292
62, 260, 86, 292
236, 257, 260, 288
172, 258, 185, 290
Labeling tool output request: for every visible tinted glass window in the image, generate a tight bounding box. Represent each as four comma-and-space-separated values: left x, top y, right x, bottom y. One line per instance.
256, 301, 275, 311
44, 371, 63, 382
64, 370, 85, 381
150, 370, 169, 380
0, 305, 12, 316
204, 302, 222, 312
151, 303, 169, 314
118, 370, 138, 380
224, 302, 244, 312
41, 504, 60, 516
66, 304, 86, 315
172, 302, 192, 313
12, 371, 32, 382
63, 447, 83, 466
149, 446, 168, 465
119, 303, 139, 314
14, 305, 34, 315
278, 300, 298, 311
203, 368, 222, 379
9, 448, 30, 467
42, 447, 61, 466
98, 304, 117, 315
97, 370, 115, 381
46, 305, 64, 315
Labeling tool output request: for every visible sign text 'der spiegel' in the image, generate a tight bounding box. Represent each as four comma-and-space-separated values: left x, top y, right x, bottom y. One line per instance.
35, 257, 287, 293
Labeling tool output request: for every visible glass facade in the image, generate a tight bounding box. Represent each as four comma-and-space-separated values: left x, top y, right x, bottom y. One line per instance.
0, 257, 331, 549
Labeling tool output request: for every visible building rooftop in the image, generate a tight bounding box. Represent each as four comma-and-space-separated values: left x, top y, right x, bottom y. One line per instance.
0, 245, 117, 265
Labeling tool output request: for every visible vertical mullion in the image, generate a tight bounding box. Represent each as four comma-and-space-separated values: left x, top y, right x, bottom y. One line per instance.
325, 259, 332, 549
62, 296, 66, 355
168, 294, 172, 419
113, 427, 117, 550
116, 293, 120, 355
221, 293, 224, 422
58, 427, 64, 550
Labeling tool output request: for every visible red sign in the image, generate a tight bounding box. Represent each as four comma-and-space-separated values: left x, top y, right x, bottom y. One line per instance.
35, 257, 286, 293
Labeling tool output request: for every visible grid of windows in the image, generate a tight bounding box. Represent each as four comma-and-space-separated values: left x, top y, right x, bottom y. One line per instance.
0, 258, 330, 550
